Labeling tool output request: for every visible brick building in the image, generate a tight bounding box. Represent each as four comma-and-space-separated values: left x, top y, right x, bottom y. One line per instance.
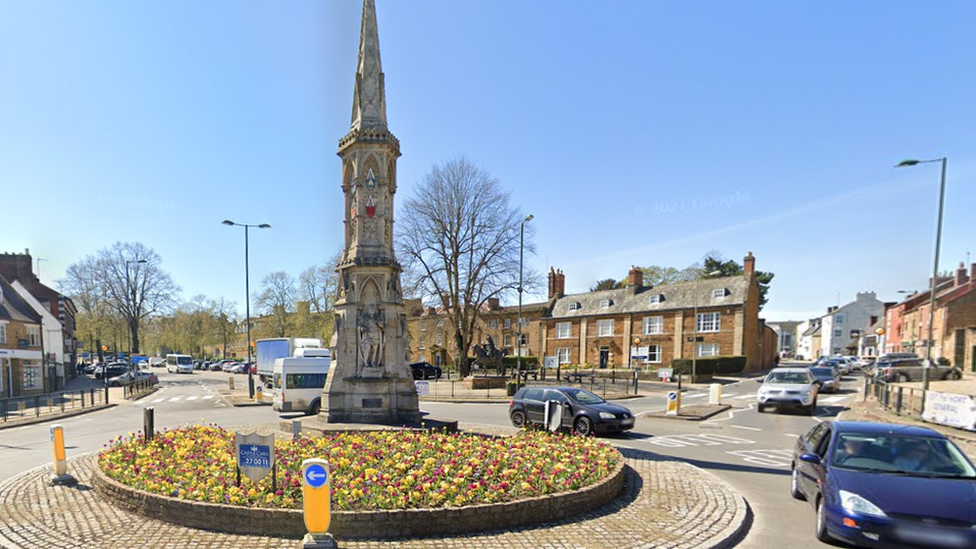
0, 274, 45, 397
0, 251, 78, 373
542, 253, 767, 372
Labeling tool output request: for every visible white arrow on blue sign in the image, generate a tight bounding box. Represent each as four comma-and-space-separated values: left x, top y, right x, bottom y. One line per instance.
305, 464, 328, 488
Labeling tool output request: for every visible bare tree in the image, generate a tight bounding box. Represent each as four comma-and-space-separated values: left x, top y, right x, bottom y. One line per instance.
399, 156, 536, 377
255, 271, 296, 337
297, 250, 342, 314
60, 242, 179, 354
208, 296, 239, 357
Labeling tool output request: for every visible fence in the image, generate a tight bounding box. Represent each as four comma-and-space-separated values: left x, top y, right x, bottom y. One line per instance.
123, 378, 157, 400
0, 387, 109, 423
417, 374, 640, 400
864, 376, 927, 418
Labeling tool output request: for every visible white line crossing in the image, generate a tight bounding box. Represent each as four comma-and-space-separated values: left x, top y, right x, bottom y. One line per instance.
186, 396, 198, 401
203, 395, 213, 400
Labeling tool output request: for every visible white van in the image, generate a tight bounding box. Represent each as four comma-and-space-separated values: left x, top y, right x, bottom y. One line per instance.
165, 354, 194, 374
272, 350, 331, 415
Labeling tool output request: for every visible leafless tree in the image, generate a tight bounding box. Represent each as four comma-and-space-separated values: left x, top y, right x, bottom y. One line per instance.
399, 156, 537, 377
208, 296, 239, 358
297, 250, 342, 314
60, 242, 179, 354
255, 271, 296, 337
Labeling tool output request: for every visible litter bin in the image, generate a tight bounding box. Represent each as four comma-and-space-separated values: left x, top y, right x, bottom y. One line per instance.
506, 381, 518, 396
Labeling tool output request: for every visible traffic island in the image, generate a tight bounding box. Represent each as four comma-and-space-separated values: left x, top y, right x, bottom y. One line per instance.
640, 404, 732, 421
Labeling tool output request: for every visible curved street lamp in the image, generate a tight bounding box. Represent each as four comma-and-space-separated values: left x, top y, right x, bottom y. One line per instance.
895, 157, 948, 394
222, 220, 272, 399
517, 214, 533, 388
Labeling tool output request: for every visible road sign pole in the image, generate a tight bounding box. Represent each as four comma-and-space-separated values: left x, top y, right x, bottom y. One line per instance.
302, 458, 337, 548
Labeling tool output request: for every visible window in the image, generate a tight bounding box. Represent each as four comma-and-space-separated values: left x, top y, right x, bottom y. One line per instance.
648, 294, 662, 304
557, 347, 571, 364
697, 312, 720, 332
568, 302, 580, 312
0, 322, 6, 345
712, 289, 726, 299
518, 333, 528, 346
836, 314, 845, 324
597, 319, 614, 337
436, 318, 444, 327
23, 362, 41, 389
419, 321, 426, 332
556, 322, 572, 339
489, 319, 498, 329
504, 318, 512, 329
27, 325, 40, 347
435, 332, 443, 346
285, 373, 328, 390
696, 343, 719, 357
503, 335, 512, 347
418, 337, 425, 350
646, 345, 662, 363
643, 316, 663, 335
599, 299, 611, 309
833, 329, 843, 338
518, 317, 528, 327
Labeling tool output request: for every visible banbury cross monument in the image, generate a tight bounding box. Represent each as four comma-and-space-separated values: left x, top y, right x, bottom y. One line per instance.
321, 0, 421, 424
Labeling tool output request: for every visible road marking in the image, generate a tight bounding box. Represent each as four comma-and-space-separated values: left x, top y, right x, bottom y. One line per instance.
186, 396, 198, 401
729, 425, 761, 432
646, 433, 755, 448
784, 433, 799, 438
733, 394, 755, 400
203, 395, 213, 400
168, 397, 181, 402
151, 398, 165, 403
726, 449, 794, 468
710, 402, 756, 422
821, 396, 845, 404
684, 393, 707, 399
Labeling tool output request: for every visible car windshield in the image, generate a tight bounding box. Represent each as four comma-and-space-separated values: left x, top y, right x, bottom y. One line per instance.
177, 356, 192, 365
765, 372, 812, 384
809, 368, 835, 379
562, 388, 605, 404
831, 433, 976, 478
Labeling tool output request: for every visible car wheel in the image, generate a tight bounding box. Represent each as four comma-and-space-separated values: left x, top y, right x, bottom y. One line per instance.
895, 373, 909, 383
757, 404, 765, 413
815, 497, 832, 543
573, 416, 594, 436
510, 410, 527, 428
806, 401, 817, 416
307, 399, 321, 416
946, 370, 962, 381
790, 466, 806, 500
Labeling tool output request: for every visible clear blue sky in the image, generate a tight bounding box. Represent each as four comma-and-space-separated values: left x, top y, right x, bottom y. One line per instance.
2, 1, 974, 321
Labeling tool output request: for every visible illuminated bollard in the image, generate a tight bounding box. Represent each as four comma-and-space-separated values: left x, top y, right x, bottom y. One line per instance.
666, 391, 681, 415
709, 383, 723, 405
49, 424, 77, 486
301, 458, 338, 548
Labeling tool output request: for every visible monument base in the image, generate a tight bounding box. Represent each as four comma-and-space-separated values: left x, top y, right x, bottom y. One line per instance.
302, 532, 339, 548
323, 374, 420, 425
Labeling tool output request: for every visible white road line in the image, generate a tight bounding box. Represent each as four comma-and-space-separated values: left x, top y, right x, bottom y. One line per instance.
684, 393, 707, 399
733, 394, 755, 399
784, 433, 799, 437
729, 425, 761, 431
202, 395, 213, 400
186, 396, 198, 401
710, 401, 756, 422
168, 397, 181, 402
821, 396, 845, 404
151, 398, 165, 403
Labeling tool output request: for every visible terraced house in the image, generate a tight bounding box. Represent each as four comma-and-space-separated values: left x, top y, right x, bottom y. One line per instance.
0, 274, 44, 397
542, 253, 771, 372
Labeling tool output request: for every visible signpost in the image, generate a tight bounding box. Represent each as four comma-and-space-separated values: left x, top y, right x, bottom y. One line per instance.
302, 458, 337, 548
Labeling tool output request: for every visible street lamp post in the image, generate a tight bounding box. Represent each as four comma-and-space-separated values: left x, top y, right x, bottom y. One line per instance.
517, 214, 533, 389
125, 259, 147, 355
692, 270, 723, 384
223, 220, 272, 399
895, 157, 948, 394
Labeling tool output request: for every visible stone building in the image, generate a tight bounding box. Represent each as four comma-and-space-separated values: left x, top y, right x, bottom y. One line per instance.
0, 274, 45, 397
542, 253, 766, 372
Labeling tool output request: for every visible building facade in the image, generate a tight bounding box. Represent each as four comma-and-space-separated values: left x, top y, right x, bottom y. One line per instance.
0, 275, 45, 397
818, 292, 883, 357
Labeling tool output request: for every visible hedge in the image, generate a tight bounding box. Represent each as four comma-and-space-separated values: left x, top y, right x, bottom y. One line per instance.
500, 355, 541, 369
671, 356, 747, 375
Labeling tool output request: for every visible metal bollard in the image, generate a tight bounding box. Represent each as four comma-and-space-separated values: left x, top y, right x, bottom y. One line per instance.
293, 419, 302, 441
144, 407, 155, 443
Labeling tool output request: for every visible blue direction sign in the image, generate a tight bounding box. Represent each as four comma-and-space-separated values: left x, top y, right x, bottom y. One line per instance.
305, 464, 328, 488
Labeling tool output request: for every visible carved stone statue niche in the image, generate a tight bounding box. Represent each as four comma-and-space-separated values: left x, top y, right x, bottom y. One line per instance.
358, 303, 385, 368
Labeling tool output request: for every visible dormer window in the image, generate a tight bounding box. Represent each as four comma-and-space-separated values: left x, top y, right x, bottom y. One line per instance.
599, 299, 612, 309
648, 294, 663, 304
568, 302, 581, 312
712, 289, 727, 299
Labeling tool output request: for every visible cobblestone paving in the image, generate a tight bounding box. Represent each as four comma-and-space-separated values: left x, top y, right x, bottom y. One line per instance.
0, 426, 747, 549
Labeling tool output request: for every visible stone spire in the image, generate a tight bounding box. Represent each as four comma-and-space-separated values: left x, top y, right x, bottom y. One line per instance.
350, 0, 387, 131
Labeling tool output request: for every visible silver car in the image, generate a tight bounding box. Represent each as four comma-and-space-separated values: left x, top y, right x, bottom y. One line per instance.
756, 368, 819, 415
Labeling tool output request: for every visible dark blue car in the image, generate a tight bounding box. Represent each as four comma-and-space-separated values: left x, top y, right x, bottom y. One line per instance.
791, 421, 976, 548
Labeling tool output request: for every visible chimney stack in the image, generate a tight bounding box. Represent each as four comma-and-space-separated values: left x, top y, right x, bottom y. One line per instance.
488, 297, 500, 310
627, 266, 644, 289
954, 263, 969, 287
743, 251, 756, 276
556, 269, 565, 299
548, 268, 557, 299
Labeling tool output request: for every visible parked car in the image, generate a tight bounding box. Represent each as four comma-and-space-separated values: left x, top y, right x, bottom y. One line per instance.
874, 358, 963, 383
809, 367, 841, 393
756, 368, 819, 415
791, 420, 976, 547
508, 386, 635, 436
228, 363, 248, 374
107, 370, 157, 387
409, 361, 442, 380
213, 359, 236, 371
95, 362, 130, 380
222, 361, 243, 372
148, 357, 166, 368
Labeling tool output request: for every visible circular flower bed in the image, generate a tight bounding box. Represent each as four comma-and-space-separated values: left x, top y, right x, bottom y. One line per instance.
98, 425, 620, 511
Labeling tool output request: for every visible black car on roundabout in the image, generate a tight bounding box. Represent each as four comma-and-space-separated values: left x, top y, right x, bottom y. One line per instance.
409, 361, 442, 380
508, 386, 635, 436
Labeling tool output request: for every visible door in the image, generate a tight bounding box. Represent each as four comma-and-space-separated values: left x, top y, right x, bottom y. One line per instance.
522, 388, 547, 424
599, 348, 609, 369
545, 389, 574, 429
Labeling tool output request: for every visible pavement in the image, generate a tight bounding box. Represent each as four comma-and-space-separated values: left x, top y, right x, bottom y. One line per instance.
0, 421, 749, 549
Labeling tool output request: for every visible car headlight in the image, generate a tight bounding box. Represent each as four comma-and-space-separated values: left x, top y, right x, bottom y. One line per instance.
840, 490, 887, 518
599, 412, 616, 420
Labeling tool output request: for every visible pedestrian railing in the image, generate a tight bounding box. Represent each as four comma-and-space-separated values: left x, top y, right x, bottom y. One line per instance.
864, 376, 926, 417
416, 376, 638, 400
122, 379, 157, 400
0, 387, 109, 423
